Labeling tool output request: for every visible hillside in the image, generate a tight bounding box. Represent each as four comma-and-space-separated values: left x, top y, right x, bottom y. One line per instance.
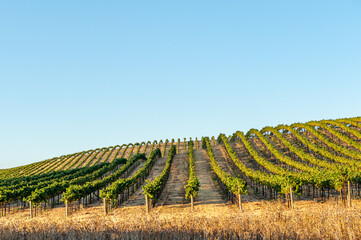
1, 116, 361, 239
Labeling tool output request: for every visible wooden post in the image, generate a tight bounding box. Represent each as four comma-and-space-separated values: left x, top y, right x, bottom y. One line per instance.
145, 195, 149, 214
238, 194, 242, 212
290, 187, 295, 210
348, 181, 352, 208
65, 201, 69, 217
312, 185, 315, 199
191, 195, 194, 211
285, 193, 289, 208
30, 202, 33, 218
328, 188, 330, 200
103, 198, 108, 215
343, 176, 346, 207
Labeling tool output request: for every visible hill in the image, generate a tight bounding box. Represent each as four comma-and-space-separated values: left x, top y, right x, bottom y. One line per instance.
1, 116, 361, 239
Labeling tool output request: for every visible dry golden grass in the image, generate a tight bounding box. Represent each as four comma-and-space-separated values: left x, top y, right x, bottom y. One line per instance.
1, 199, 361, 239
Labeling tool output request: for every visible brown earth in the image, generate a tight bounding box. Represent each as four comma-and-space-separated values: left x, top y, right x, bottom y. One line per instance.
194, 149, 224, 205
212, 144, 262, 202
157, 152, 188, 206
125, 156, 167, 207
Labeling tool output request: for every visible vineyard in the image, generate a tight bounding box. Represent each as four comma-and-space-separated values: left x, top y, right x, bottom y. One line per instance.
1, 116, 361, 239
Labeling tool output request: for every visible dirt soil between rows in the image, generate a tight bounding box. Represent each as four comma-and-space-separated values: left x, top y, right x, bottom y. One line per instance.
157, 153, 188, 206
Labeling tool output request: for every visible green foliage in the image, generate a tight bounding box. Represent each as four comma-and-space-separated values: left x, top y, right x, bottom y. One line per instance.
261, 126, 360, 187
100, 149, 162, 200
299, 123, 361, 161
219, 133, 301, 194
24, 158, 128, 204
0, 163, 108, 203
162, 139, 169, 157
148, 140, 158, 158
244, 129, 347, 191
62, 154, 146, 203
177, 138, 180, 154
185, 141, 200, 199
310, 121, 361, 151
203, 137, 247, 195
143, 141, 152, 154
142, 146, 176, 200
136, 142, 146, 155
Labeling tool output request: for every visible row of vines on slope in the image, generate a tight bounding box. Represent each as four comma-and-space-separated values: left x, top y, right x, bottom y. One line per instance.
100, 149, 162, 214
203, 137, 247, 211
142, 146, 176, 213
184, 141, 200, 210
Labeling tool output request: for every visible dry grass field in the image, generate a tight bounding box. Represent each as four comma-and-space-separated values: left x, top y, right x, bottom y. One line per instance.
1, 199, 361, 239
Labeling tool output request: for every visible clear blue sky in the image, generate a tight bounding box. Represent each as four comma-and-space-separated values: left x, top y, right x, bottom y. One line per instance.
1, 1, 360, 169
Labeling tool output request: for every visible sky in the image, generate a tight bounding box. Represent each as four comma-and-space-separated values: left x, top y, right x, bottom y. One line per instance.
1, 1, 361, 169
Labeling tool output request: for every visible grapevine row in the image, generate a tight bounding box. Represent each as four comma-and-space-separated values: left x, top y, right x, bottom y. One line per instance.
184, 141, 200, 209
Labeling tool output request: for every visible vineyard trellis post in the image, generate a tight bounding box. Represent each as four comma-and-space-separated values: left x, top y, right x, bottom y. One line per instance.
103, 198, 108, 215
238, 194, 242, 212
290, 187, 295, 210
30, 202, 34, 218
65, 201, 69, 217
191, 195, 194, 211
184, 138, 186, 152
177, 138, 180, 154
343, 175, 346, 207
145, 195, 150, 213
347, 181, 352, 208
